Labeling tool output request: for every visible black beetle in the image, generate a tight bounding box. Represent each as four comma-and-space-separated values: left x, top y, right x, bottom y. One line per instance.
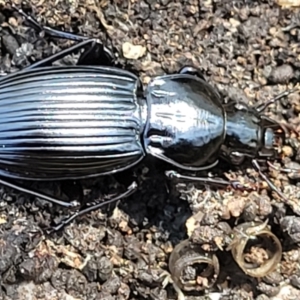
0, 3, 295, 230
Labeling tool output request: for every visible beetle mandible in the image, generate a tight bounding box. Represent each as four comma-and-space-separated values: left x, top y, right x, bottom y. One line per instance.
0, 3, 295, 231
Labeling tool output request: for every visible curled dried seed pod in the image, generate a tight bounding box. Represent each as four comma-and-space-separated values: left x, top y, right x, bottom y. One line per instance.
168, 239, 219, 292
228, 220, 282, 277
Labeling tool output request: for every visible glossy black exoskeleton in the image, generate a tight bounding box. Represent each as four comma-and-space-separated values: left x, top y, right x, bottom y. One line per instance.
0, 3, 294, 230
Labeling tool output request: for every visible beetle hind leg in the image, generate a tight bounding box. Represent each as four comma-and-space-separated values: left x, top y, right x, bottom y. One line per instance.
0, 177, 80, 208
11, 3, 115, 68
47, 182, 138, 232
11, 3, 99, 43
24, 39, 115, 70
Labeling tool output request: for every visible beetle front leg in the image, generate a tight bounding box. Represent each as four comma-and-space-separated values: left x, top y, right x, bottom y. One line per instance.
11, 3, 115, 68
165, 171, 256, 192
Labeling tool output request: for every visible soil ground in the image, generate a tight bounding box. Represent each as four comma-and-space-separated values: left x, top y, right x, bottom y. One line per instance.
1, 1, 300, 299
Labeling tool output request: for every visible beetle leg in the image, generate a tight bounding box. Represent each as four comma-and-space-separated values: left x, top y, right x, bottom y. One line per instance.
165, 170, 256, 192
11, 3, 115, 67
255, 87, 298, 113
0, 177, 80, 208
11, 3, 92, 42
48, 181, 138, 232
25, 39, 114, 69
178, 66, 206, 81
147, 145, 219, 172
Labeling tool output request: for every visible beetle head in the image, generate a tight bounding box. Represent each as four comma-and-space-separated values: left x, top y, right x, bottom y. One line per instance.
222, 101, 285, 165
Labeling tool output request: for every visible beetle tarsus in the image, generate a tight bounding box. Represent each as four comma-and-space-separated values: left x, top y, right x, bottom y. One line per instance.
230, 180, 256, 192
11, 2, 43, 32
48, 181, 138, 232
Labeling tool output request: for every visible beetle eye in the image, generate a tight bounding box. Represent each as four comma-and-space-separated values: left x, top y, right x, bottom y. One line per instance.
264, 128, 274, 149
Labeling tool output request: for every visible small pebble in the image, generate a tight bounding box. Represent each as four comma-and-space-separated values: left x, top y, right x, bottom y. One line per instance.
268, 64, 294, 84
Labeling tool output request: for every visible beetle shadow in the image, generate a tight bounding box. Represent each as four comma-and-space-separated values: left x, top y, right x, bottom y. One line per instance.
0, 155, 191, 241
18, 153, 257, 240
112, 156, 193, 243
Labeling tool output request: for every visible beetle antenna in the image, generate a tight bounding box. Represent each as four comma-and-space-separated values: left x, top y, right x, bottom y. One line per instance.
252, 159, 288, 202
